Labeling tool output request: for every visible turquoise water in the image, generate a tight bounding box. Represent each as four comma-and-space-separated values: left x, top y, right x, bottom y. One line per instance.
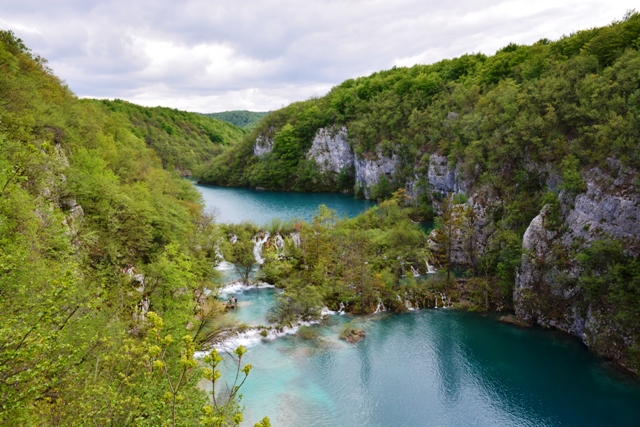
193, 184, 640, 427
217, 289, 640, 427
194, 183, 374, 225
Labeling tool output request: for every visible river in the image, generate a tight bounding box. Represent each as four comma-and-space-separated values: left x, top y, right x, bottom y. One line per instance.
194, 183, 640, 427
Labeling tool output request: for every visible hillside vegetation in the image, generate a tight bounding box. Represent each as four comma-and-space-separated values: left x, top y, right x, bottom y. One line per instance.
0, 31, 258, 426
89, 99, 245, 175
204, 110, 269, 131
198, 11, 640, 198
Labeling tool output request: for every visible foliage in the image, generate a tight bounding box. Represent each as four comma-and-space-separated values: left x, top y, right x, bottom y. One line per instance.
198, 12, 640, 232
0, 30, 256, 425
259, 199, 439, 318
89, 99, 245, 174
203, 110, 269, 131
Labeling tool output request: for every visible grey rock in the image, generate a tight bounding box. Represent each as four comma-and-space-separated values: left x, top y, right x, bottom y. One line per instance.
427, 154, 464, 194
354, 149, 397, 198
253, 134, 274, 157
306, 127, 353, 174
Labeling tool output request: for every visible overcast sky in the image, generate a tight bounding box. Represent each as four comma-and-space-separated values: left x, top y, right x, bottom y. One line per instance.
1, 1, 636, 112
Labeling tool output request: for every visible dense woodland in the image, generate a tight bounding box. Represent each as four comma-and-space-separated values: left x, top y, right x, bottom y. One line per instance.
89, 99, 245, 175
0, 31, 268, 426
203, 111, 269, 131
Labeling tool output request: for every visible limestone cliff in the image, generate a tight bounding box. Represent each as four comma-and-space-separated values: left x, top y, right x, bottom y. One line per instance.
305, 126, 353, 174
514, 161, 640, 371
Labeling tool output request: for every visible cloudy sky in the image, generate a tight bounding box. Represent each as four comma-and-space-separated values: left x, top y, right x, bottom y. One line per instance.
1, 1, 636, 112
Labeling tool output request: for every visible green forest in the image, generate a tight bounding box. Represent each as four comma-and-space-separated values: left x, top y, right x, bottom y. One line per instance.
89, 99, 245, 175
203, 111, 269, 131
0, 31, 266, 426
198, 11, 640, 201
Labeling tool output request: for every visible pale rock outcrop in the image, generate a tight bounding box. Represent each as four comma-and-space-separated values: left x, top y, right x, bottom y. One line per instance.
514, 161, 640, 369
354, 150, 397, 198
253, 134, 274, 157
427, 154, 464, 194
306, 127, 353, 174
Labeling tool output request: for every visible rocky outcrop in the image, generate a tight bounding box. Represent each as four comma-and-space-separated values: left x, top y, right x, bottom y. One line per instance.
253, 134, 274, 157
427, 154, 465, 194
354, 149, 397, 198
306, 127, 353, 174
514, 161, 640, 370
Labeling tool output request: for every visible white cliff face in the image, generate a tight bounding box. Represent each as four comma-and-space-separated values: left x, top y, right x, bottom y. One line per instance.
427, 154, 464, 194
561, 166, 640, 245
514, 162, 640, 369
306, 127, 354, 174
253, 134, 274, 157
354, 149, 397, 198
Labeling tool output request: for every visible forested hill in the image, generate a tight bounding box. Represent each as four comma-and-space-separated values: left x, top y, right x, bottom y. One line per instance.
197, 11, 640, 197
203, 110, 269, 131
0, 30, 244, 425
87, 99, 245, 175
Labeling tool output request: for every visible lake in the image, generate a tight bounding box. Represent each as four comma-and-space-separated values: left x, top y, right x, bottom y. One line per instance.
194, 183, 640, 427
194, 182, 374, 225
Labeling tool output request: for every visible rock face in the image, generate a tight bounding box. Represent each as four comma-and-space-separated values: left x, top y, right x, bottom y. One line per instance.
427, 154, 464, 194
354, 149, 397, 198
306, 127, 353, 174
514, 162, 640, 370
253, 134, 274, 157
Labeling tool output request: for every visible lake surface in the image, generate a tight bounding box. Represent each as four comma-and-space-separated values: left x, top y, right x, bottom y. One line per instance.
194, 182, 374, 225
194, 184, 640, 427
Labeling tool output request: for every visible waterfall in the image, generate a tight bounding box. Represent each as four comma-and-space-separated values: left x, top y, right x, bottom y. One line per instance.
395, 294, 410, 310
338, 301, 345, 315
290, 231, 301, 247
438, 293, 452, 308
425, 259, 436, 274
404, 292, 415, 311
252, 232, 270, 265
410, 265, 420, 277
373, 297, 386, 313
274, 233, 285, 259
229, 234, 238, 244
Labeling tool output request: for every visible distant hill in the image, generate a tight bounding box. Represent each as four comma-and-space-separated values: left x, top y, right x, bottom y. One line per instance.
87, 99, 245, 174
204, 110, 269, 130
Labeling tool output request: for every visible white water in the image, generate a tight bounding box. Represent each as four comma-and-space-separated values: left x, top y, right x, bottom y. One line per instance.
273, 234, 285, 259
425, 259, 436, 274
252, 232, 270, 265
373, 297, 386, 313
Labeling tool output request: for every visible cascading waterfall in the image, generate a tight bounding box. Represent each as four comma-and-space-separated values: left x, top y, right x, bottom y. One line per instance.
338, 301, 345, 315
290, 231, 301, 247
425, 259, 436, 274
410, 265, 420, 277
373, 297, 386, 313
252, 232, 270, 265
229, 234, 238, 244
438, 292, 453, 308
273, 234, 285, 259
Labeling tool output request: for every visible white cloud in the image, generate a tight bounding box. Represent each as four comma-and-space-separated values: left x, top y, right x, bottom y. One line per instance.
1, 0, 637, 112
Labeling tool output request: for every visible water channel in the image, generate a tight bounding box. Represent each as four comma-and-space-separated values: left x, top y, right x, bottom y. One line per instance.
194, 182, 640, 427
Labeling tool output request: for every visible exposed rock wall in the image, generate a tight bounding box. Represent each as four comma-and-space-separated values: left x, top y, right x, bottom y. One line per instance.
253, 134, 273, 157
427, 154, 465, 194
514, 162, 640, 370
306, 126, 353, 174
354, 150, 397, 198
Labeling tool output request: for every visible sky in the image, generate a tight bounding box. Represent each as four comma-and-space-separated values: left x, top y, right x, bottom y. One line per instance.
1, 1, 637, 113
